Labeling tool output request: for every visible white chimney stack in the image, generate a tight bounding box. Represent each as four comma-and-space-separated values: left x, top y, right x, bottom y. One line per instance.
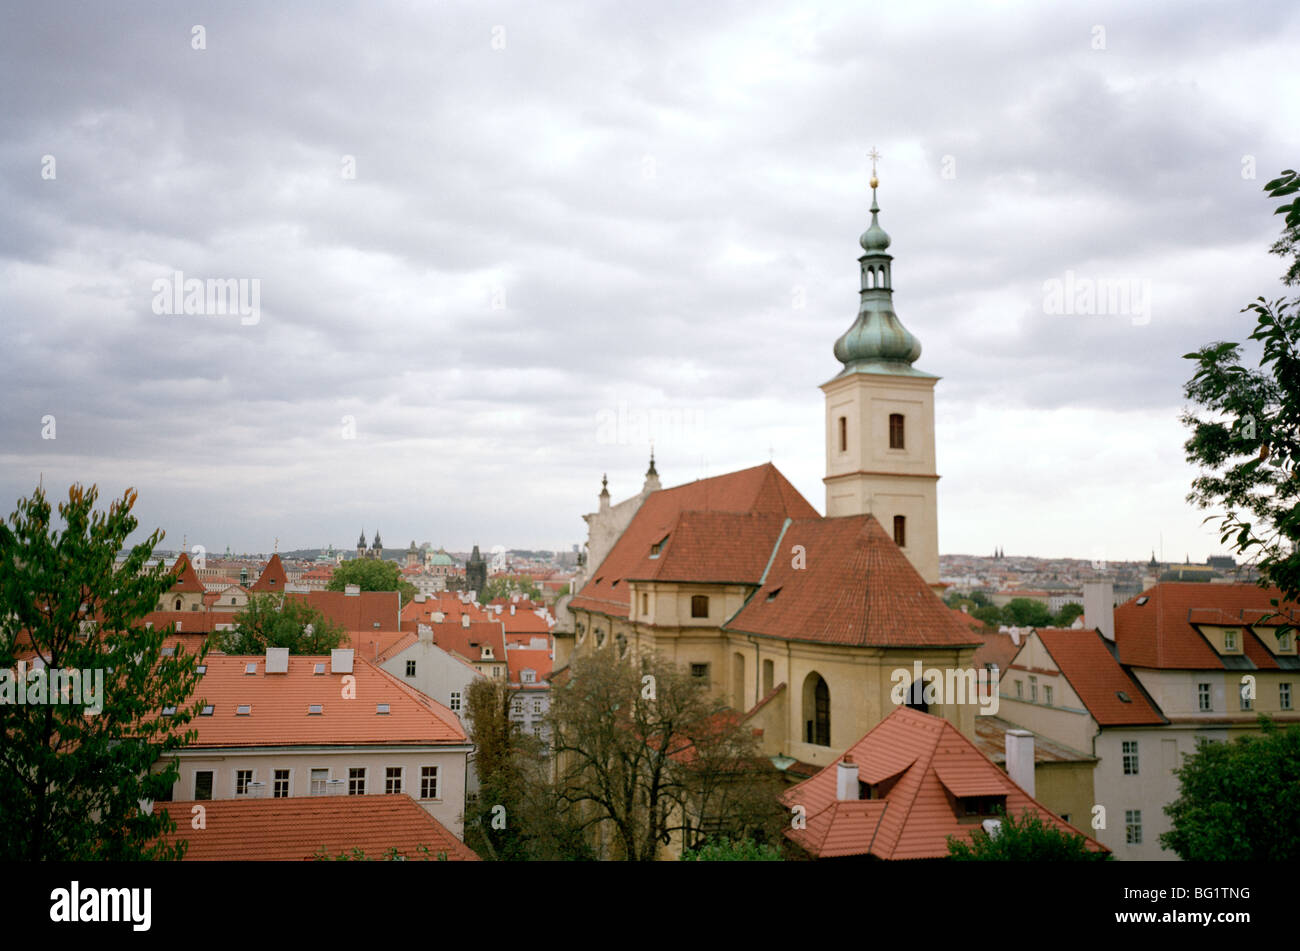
462, 613, 471, 628
1005, 729, 1035, 797
344, 584, 360, 597
265, 646, 289, 674
835, 755, 860, 801
330, 648, 354, 674
1082, 581, 1114, 640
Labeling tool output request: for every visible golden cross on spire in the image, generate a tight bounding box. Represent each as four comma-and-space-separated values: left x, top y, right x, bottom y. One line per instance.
868, 147, 881, 189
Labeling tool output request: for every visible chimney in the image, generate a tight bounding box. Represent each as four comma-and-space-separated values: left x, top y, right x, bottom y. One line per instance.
418, 623, 433, 644
344, 584, 360, 597
1082, 581, 1115, 640
462, 613, 471, 628
1005, 729, 1035, 797
432, 611, 445, 623
835, 755, 860, 801
330, 648, 354, 674
265, 646, 289, 674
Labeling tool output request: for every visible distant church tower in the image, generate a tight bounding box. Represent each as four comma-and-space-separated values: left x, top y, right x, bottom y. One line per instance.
466, 544, 487, 594
822, 157, 940, 587
357, 529, 367, 559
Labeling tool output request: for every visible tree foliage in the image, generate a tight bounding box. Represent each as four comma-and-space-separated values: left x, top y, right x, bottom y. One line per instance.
1160, 716, 1300, 861
220, 594, 348, 654
946, 808, 1109, 861
477, 574, 541, 605
549, 649, 785, 861
0, 483, 207, 860
1181, 169, 1300, 611
327, 558, 417, 606
680, 836, 783, 861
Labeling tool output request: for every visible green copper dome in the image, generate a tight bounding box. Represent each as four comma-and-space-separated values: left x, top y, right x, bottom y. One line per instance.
832, 185, 928, 377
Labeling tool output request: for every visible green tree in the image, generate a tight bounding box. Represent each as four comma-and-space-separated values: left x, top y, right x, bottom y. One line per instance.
1181, 169, 1300, 609
680, 836, 783, 861
220, 594, 347, 654
1053, 602, 1084, 627
946, 808, 1109, 861
478, 575, 541, 605
550, 649, 784, 861
327, 558, 417, 606
0, 484, 207, 860
972, 605, 1005, 628
1003, 598, 1053, 628
1161, 716, 1300, 860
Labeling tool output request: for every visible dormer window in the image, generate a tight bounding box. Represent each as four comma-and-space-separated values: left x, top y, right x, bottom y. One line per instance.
1224, 629, 1238, 651
766, 587, 781, 603
1280, 631, 1293, 651
650, 536, 667, 558
962, 795, 1006, 817
522, 670, 536, 683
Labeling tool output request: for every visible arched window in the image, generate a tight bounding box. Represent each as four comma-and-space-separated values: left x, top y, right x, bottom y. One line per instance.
907, 676, 929, 713
691, 595, 709, 618
866, 268, 875, 289
889, 413, 904, 449
893, 515, 906, 548
174, 597, 182, 611
803, 672, 830, 746
762, 659, 774, 696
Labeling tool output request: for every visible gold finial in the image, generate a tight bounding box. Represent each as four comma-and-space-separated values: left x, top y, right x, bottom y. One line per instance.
868, 147, 881, 189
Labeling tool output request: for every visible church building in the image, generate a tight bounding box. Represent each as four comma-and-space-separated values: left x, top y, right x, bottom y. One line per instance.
561, 172, 982, 775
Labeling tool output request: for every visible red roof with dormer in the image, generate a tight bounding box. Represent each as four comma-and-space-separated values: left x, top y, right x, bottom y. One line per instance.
250, 553, 288, 593
781, 707, 1107, 859
168, 553, 205, 593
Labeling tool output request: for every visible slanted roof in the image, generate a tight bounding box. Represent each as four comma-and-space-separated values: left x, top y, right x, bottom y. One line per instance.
250, 554, 288, 593
183, 654, 466, 748
727, 516, 981, 649
571, 463, 818, 617
1114, 582, 1299, 670
506, 646, 553, 687
160, 794, 478, 860
168, 553, 206, 594
289, 590, 401, 634
974, 717, 1097, 765
1032, 628, 1165, 727
781, 707, 1106, 860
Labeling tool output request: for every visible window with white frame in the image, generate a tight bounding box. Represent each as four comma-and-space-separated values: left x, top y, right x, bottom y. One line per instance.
1282, 683, 1293, 711
235, 769, 253, 796
310, 768, 328, 795
348, 767, 366, 795
1122, 740, 1139, 775
1198, 683, 1212, 712
1043, 685, 1053, 706
1015, 680, 1023, 699
273, 769, 290, 798
449, 691, 461, 712
1224, 629, 1238, 651
1125, 809, 1142, 845
522, 670, 535, 683
1029, 676, 1038, 703
385, 767, 402, 795
420, 766, 439, 800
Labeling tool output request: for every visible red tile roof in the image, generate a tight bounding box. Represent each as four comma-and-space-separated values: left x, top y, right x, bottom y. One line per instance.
251, 554, 288, 593
168, 553, 205, 593
289, 590, 401, 634
185, 654, 466, 747
159, 795, 478, 861
1033, 628, 1165, 726
1115, 583, 1299, 670
727, 516, 982, 648
571, 463, 818, 617
427, 619, 507, 667
506, 646, 553, 687
781, 707, 1106, 859
971, 629, 1020, 674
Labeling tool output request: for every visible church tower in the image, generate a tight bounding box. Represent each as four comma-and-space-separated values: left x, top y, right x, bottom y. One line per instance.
822, 158, 940, 587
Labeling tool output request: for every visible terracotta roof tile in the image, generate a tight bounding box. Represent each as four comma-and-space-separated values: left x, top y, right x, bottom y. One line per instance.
1034, 628, 1165, 727
160, 794, 478, 861
185, 654, 466, 747
727, 516, 982, 648
168, 553, 205, 593
781, 707, 1106, 859
571, 463, 818, 617
250, 554, 288, 592
288, 590, 401, 634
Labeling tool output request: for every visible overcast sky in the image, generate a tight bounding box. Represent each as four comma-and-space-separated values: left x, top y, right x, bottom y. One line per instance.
3, 0, 1299, 562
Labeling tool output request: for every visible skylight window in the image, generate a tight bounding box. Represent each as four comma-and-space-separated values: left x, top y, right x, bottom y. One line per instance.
245, 662, 257, 674
200, 705, 214, 716
162, 706, 177, 716
1136, 597, 1149, 606
1116, 691, 1132, 703
314, 662, 326, 675
236, 704, 251, 716
766, 587, 782, 602
308, 704, 323, 715
376, 703, 390, 715
161, 646, 175, 657
196, 665, 207, 675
